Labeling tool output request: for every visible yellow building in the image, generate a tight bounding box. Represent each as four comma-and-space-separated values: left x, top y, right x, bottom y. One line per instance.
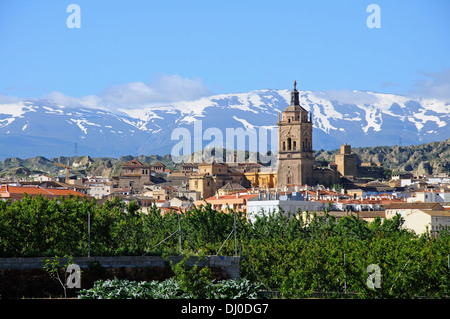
189, 162, 250, 199
244, 169, 277, 189
385, 202, 450, 235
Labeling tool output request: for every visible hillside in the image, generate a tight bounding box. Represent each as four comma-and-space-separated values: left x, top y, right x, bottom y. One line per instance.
0, 154, 175, 179
0, 138, 448, 179
314, 138, 450, 177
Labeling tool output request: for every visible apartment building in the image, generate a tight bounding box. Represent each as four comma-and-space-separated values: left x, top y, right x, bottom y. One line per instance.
385, 202, 450, 235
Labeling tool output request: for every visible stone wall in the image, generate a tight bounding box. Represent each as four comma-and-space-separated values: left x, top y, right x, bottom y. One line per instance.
0, 255, 240, 299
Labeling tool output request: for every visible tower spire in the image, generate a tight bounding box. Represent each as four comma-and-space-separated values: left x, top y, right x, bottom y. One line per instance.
290, 80, 299, 106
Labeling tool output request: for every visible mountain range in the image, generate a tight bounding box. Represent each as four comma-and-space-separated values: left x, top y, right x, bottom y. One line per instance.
0, 88, 448, 160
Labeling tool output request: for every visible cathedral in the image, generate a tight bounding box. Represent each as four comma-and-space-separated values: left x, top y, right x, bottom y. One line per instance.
187, 81, 344, 197
277, 81, 340, 187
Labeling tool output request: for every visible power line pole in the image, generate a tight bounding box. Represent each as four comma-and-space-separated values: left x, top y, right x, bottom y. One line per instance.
344, 252, 347, 294
88, 210, 91, 257
178, 213, 182, 256
234, 210, 237, 256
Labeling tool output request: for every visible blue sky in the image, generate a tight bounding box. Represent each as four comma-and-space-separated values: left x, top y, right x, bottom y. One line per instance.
1, 0, 449, 106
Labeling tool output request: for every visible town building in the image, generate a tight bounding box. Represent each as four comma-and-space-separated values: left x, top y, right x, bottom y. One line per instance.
194, 193, 259, 213
246, 191, 325, 222
152, 162, 166, 174
407, 190, 450, 203
277, 81, 315, 186
333, 143, 384, 181
217, 182, 247, 196
385, 202, 450, 235
112, 158, 153, 191
142, 183, 176, 201
86, 181, 113, 199
169, 196, 193, 210
276, 81, 340, 188
32, 174, 55, 182
334, 144, 358, 178
300, 210, 386, 225
12, 180, 90, 195
188, 162, 249, 199
244, 167, 277, 189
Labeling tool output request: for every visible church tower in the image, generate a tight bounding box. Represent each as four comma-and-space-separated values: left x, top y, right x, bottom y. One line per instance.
277, 81, 314, 186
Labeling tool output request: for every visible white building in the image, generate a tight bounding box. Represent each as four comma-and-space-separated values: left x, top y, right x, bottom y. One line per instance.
87, 182, 113, 199
407, 191, 450, 203
32, 174, 54, 182
170, 196, 193, 209
385, 202, 450, 235
246, 192, 325, 222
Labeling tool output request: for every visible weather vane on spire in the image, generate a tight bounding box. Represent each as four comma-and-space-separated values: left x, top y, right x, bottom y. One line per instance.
294, 80, 297, 90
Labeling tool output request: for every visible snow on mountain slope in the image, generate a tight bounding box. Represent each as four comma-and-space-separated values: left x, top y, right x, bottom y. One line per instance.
0, 89, 448, 160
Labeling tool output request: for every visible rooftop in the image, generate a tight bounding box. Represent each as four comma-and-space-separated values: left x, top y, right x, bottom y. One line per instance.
122, 158, 151, 168
0, 185, 88, 198
385, 202, 445, 211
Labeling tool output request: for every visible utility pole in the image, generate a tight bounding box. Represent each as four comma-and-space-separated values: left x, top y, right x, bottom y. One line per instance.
88, 210, 91, 257
344, 252, 347, 294
178, 213, 182, 255
234, 210, 237, 256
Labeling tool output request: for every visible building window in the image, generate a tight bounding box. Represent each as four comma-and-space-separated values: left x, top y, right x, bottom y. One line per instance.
287, 138, 292, 150
293, 141, 296, 150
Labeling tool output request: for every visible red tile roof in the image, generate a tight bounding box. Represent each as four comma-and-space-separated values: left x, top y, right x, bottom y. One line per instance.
0, 185, 88, 198
204, 193, 259, 201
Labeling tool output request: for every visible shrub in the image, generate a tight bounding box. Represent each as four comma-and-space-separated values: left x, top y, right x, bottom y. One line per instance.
77, 277, 264, 299
77, 278, 192, 299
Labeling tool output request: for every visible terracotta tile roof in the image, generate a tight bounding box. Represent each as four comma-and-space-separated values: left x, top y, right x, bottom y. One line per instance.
152, 162, 166, 167
204, 193, 259, 201
122, 158, 151, 168
421, 210, 450, 217
0, 185, 88, 198
385, 202, 445, 210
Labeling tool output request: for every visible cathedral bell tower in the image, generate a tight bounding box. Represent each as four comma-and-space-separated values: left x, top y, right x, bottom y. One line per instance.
277, 81, 314, 186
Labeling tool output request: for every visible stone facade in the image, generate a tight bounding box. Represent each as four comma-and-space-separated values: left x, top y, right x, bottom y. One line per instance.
277, 81, 314, 186
334, 143, 358, 178
277, 81, 339, 187
112, 158, 152, 190
189, 162, 249, 199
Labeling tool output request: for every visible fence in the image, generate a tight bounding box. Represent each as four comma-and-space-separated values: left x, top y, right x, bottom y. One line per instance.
0, 255, 241, 298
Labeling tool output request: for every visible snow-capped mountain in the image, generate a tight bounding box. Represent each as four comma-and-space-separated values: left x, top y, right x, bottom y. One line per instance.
0, 89, 448, 160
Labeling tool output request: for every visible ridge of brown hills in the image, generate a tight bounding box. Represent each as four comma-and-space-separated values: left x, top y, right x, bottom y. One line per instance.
0, 138, 448, 179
